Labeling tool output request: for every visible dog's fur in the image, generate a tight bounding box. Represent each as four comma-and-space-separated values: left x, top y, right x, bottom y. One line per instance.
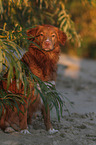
0, 25, 67, 133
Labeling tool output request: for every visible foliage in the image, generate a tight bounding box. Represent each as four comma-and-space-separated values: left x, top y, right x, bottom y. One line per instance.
0, 88, 25, 117
1, 0, 95, 58
81, 0, 96, 6
0, 0, 81, 46
62, 0, 96, 58
57, 2, 81, 47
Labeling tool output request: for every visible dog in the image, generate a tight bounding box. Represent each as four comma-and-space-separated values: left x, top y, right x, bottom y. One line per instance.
0, 25, 67, 134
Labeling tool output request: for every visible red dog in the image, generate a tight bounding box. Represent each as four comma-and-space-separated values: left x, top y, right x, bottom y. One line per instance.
0, 25, 67, 134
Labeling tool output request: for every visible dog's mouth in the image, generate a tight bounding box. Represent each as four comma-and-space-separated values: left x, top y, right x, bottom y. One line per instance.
42, 40, 54, 52
42, 47, 55, 52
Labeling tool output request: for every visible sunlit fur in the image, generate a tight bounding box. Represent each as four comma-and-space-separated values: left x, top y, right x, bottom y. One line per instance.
0, 25, 67, 132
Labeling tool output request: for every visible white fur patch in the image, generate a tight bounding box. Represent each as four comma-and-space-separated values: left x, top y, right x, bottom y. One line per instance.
5, 127, 15, 133
48, 128, 58, 134
46, 38, 50, 42
20, 129, 31, 134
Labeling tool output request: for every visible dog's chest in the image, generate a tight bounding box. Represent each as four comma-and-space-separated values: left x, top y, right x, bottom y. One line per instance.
36, 56, 56, 78
25, 50, 58, 81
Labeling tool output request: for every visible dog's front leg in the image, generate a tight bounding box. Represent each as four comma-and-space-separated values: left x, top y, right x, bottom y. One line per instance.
41, 104, 58, 134
19, 102, 31, 134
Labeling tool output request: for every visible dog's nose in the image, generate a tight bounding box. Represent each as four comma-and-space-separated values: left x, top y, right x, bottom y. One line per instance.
44, 39, 51, 47
45, 41, 50, 47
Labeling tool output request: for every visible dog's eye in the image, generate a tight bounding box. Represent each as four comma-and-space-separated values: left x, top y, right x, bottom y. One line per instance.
40, 33, 43, 36
52, 34, 55, 37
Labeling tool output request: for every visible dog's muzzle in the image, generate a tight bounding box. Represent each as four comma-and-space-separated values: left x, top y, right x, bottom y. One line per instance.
42, 39, 55, 52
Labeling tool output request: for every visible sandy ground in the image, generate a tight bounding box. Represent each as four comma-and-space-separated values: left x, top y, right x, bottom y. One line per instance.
0, 54, 96, 145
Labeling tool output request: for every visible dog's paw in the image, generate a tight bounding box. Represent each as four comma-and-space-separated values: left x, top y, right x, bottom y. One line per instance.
48, 128, 58, 134
20, 129, 31, 134
4, 127, 15, 133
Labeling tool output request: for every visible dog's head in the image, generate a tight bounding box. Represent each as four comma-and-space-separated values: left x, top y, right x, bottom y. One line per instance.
27, 25, 67, 52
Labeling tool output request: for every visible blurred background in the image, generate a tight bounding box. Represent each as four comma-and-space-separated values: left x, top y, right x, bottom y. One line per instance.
0, 0, 96, 59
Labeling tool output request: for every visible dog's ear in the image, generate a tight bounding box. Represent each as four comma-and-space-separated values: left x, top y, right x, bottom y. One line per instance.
27, 27, 38, 40
58, 29, 67, 45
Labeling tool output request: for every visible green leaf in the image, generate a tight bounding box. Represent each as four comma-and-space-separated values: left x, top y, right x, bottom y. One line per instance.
0, 46, 3, 73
